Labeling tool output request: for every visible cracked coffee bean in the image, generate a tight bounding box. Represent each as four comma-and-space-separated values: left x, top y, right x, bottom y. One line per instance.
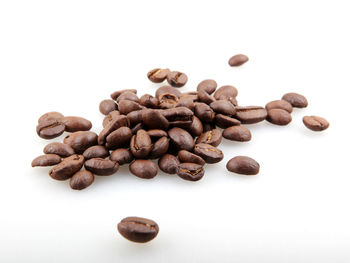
176, 162, 205, 181
130, 129, 152, 158
193, 143, 223, 164
195, 129, 222, 147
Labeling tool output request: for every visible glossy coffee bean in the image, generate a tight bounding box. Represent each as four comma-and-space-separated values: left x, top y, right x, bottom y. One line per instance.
139, 94, 159, 108
214, 85, 238, 100
194, 102, 215, 123
193, 143, 224, 164
61, 116, 92, 132
38, 112, 64, 123
196, 129, 222, 147
155, 86, 181, 99
98, 115, 129, 145
166, 71, 188, 87
223, 126, 251, 141
31, 154, 61, 167
210, 100, 236, 115
267, 109, 292, 125
158, 93, 179, 109
84, 158, 119, 176
161, 107, 193, 126
110, 89, 137, 101
149, 137, 169, 159
303, 116, 329, 131
142, 109, 169, 130
147, 129, 168, 140
178, 150, 205, 165
129, 160, 158, 179
118, 100, 144, 115
168, 127, 195, 151
43, 142, 75, 157
282, 92, 308, 108
110, 148, 134, 165
126, 110, 143, 126
234, 106, 267, 124
176, 163, 204, 181
49, 154, 84, 181
36, 119, 65, 139
69, 170, 94, 190
118, 217, 159, 243
197, 90, 216, 105
228, 54, 249, 66
197, 79, 217, 95
226, 156, 259, 175
265, 100, 293, 113
105, 126, 133, 150
130, 129, 152, 158
116, 92, 140, 104
102, 110, 120, 128
187, 116, 203, 137
64, 131, 98, 154
158, 154, 179, 174
215, 114, 241, 128
83, 145, 109, 160
147, 68, 170, 83
99, 99, 117, 115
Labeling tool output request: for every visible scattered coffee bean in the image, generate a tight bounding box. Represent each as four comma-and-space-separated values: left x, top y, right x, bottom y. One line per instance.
158, 154, 179, 174
49, 154, 85, 181
43, 142, 75, 157
84, 158, 119, 176
31, 154, 61, 167
266, 109, 292, 126
197, 79, 217, 95
234, 106, 267, 124
178, 150, 205, 165
118, 216, 159, 243
265, 100, 293, 113
130, 129, 152, 158
110, 148, 134, 165
61, 116, 92, 132
147, 68, 170, 83
166, 71, 188, 87
282, 92, 308, 108
228, 54, 249, 66
129, 160, 158, 179
214, 85, 238, 100
36, 119, 65, 139
99, 99, 117, 115
110, 89, 137, 101
64, 131, 98, 154
210, 100, 236, 115
83, 145, 109, 160
176, 163, 205, 181
193, 143, 223, 164
222, 126, 251, 141
168, 127, 195, 151
226, 156, 259, 175
38, 111, 64, 123
105, 126, 133, 150
70, 170, 94, 190
215, 114, 241, 128
196, 129, 222, 147
303, 116, 329, 131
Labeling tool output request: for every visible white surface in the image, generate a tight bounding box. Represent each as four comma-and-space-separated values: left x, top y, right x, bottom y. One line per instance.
0, 0, 349, 262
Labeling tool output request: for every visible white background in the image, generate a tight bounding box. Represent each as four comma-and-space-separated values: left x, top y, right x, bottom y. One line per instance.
0, 1, 349, 262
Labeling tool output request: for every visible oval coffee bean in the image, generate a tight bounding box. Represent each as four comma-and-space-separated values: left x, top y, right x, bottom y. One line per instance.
126, 110, 144, 126
223, 126, 252, 141
142, 109, 169, 130
147, 129, 168, 140
197, 90, 216, 105
166, 71, 188, 87
139, 94, 159, 108
267, 109, 292, 125
215, 114, 241, 128
98, 115, 129, 145
83, 145, 109, 160
49, 154, 85, 181
117, 217, 159, 243
303, 116, 329, 131
99, 99, 117, 115
178, 150, 205, 165
116, 92, 140, 104
226, 156, 259, 175
193, 143, 224, 164
61, 116, 92, 132
194, 102, 215, 123
282, 92, 308, 108
228, 54, 249, 66
149, 137, 169, 159
105, 126, 133, 150
210, 100, 236, 115
155, 86, 181, 99
130, 129, 152, 158
195, 129, 222, 147
38, 111, 64, 123
102, 110, 120, 128
118, 100, 144, 115
110, 89, 137, 101
158, 154, 180, 174
84, 158, 119, 176
110, 149, 134, 165
176, 96, 195, 111
43, 142, 75, 157
197, 79, 217, 95
168, 127, 195, 152
181, 92, 199, 102
161, 107, 193, 126
64, 131, 98, 154
187, 116, 203, 137
214, 85, 238, 100
234, 106, 267, 124
69, 170, 94, 190
147, 68, 170, 83
176, 163, 205, 181
31, 154, 61, 167
36, 119, 65, 139
129, 160, 158, 179
265, 100, 293, 113
158, 93, 179, 109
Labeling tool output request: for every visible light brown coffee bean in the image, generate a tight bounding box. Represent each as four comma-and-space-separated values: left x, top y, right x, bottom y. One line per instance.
166, 71, 188, 87
110, 89, 137, 101
282, 92, 308, 108
265, 100, 293, 113
210, 100, 236, 115
116, 92, 140, 104
31, 154, 61, 167
99, 100, 117, 115
228, 54, 249, 66
197, 79, 217, 95
98, 115, 129, 145
215, 114, 241, 128
105, 126, 133, 150
61, 116, 92, 132
303, 116, 329, 131
64, 131, 98, 154
234, 106, 267, 124
43, 142, 75, 157
36, 119, 65, 139
49, 154, 85, 181
102, 110, 120, 128
222, 126, 252, 141
118, 100, 144, 115
130, 129, 152, 158
266, 109, 292, 125
147, 68, 170, 83
38, 112, 64, 123
214, 85, 238, 100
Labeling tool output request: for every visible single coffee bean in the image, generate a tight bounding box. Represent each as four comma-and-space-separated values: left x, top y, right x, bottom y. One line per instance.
168, 127, 195, 151
117, 216, 159, 243
228, 54, 249, 66
147, 68, 170, 83
193, 143, 224, 164
226, 156, 259, 175
110, 89, 137, 101
178, 150, 205, 165
38, 111, 64, 123
36, 119, 65, 139
197, 90, 216, 105
105, 126, 133, 150
194, 102, 215, 123
166, 71, 188, 87
130, 129, 152, 158
210, 100, 236, 115
161, 107, 194, 126
110, 148, 134, 165
64, 131, 98, 154
267, 109, 292, 125
265, 100, 293, 113
158, 154, 180, 174
214, 85, 238, 100
102, 110, 120, 128
155, 86, 181, 99
187, 116, 203, 137
234, 106, 267, 124
147, 129, 168, 140
69, 170, 94, 190
129, 160, 158, 179
31, 154, 61, 167
131, 123, 144, 135
61, 116, 92, 132
282, 92, 308, 108
139, 94, 159, 108
196, 129, 222, 147
149, 137, 169, 159
142, 109, 169, 130
303, 116, 329, 131
118, 100, 144, 115
180, 92, 199, 102
43, 142, 75, 157
176, 96, 195, 111
98, 115, 129, 145
126, 110, 144, 126
197, 79, 217, 95
99, 99, 117, 115
215, 114, 241, 128
84, 158, 119, 176
116, 92, 140, 104
158, 92, 179, 109
176, 162, 205, 181
223, 126, 252, 141
83, 145, 109, 160
202, 122, 216, 132
49, 154, 84, 181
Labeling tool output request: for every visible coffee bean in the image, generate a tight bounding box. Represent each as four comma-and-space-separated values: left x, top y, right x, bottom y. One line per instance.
31, 154, 61, 167
158, 154, 179, 174
126, 110, 144, 127
99, 100, 117, 115
168, 127, 195, 151
139, 94, 159, 108
234, 106, 267, 124
69, 170, 94, 190
228, 54, 249, 66
64, 131, 98, 154
118, 216, 159, 243
149, 137, 169, 159
102, 110, 120, 128
142, 109, 169, 130
158, 93, 179, 109
196, 129, 222, 147
282, 92, 308, 108
116, 92, 140, 104
43, 142, 75, 157
98, 115, 129, 145
131, 123, 144, 135
226, 156, 259, 175
118, 100, 144, 115
215, 114, 241, 128
129, 160, 158, 179
210, 100, 236, 115
193, 143, 223, 164
147, 129, 168, 140
181, 92, 199, 102
265, 100, 293, 113
155, 86, 181, 99
176, 162, 205, 181
83, 145, 109, 160
110, 89, 137, 101
130, 129, 152, 158
194, 102, 215, 123
161, 107, 193, 126
214, 85, 238, 100
178, 150, 205, 165
223, 126, 251, 141
36, 119, 65, 139
303, 116, 329, 131
197, 79, 217, 95
187, 116, 203, 137
147, 68, 170, 83
38, 111, 64, 123
110, 148, 134, 165
176, 96, 195, 111
49, 154, 84, 180
105, 126, 133, 150
61, 116, 92, 132
84, 158, 119, 175
197, 90, 216, 105
266, 109, 292, 125
166, 71, 188, 87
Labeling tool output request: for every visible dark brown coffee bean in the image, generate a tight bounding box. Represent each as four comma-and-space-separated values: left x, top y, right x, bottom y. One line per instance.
131, 123, 144, 135
158, 154, 179, 174
49, 154, 84, 181
129, 160, 158, 179
118, 100, 144, 115
228, 54, 249, 66
110, 89, 137, 101
194, 102, 215, 123
158, 93, 179, 109
267, 109, 292, 125
282, 92, 308, 108
187, 116, 203, 137
147, 129, 168, 140
99, 99, 117, 115
197, 90, 216, 105
202, 122, 216, 132
193, 143, 223, 164
196, 129, 222, 147
234, 106, 267, 124
105, 126, 133, 150
64, 131, 98, 154
223, 126, 252, 141
176, 163, 204, 181
110, 149, 134, 165
166, 71, 188, 87
36, 119, 65, 139
69, 170, 94, 190
142, 109, 169, 130
168, 127, 195, 151
149, 137, 169, 159
176, 96, 195, 111
265, 100, 293, 113
61, 116, 92, 132
43, 142, 75, 157
197, 79, 217, 95
210, 100, 236, 115
139, 94, 159, 108
98, 115, 129, 145
215, 114, 241, 128
31, 154, 61, 167
118, 216, 159, 243
180, 92, 199, 102
84, 158, 119, 176
178, 150, 205, 165
126, 110, 144, 126
102, 110, 120, 128
83, 145, 109, 160
303, 116, 329, 131
116, 92, 140, 104
38, 111, 64, 123
147, 68, 170, 83
161, 107, 193, 126
130, 129, 152, 158
226, 156, 259, 175
155, 86, 181, 99
214, 85, 238, 100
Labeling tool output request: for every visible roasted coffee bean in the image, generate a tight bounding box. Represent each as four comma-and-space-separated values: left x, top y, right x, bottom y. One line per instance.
202, 122, 216, 132
84, 158, 119, 176
180, 92, 199, 102
234, 106, 267, 124
196, 129, 222, 147
129, 160, 158, 179
168, 127, 195, 151
214, 85, 238, 100
282, 92, 308, 108
158, 93, 179, 109
178, 150, 205, 165
228, 54, 249, 66
43, 142, 75, 157
83, 145, 109, 160
161, 107, 193, 126
210, 100, 236, 115
158, 154, 179, 174
197, 79, 217, 95
69, 170, 94, 190
105, 126, 133, 150
226, 156, 259, 175
267, 109, 292, 125
166, 71, 188, 87
194, 102, 215, 123
61, 116, 92, 132
176, 96, 195, 111
139, 94, 159, 108
98, 115, 129, 145
197, 90, 216, 105
223, 126, 252, 141
131, 123, 144, 135
99, 99, 117, 115
31, 154, 61, 167
110, 149, 134, 165
149, 137, 169, 159
64, 131, 98, 154
215, 114, 241, 128
147, 68, 170, 83
130, 129, 152, 158
36, 119, 65, 139
118, 217, 159, 243
116, 92, 140, 104
49, 154, 84, 181
142, 109, 169, 130
187, 116, 203, 137
265, 100, 293, 113
126, 110, 144, 126
38, 111, 64, 123
103, 110, 120, 128
155, 86, 181, 99
193, 143, 223, 164
176, 162, 204, 181
147, 129, 168, 140
110, 89, 137, 101
118, 100, 144, 115
303, 116, 329, 131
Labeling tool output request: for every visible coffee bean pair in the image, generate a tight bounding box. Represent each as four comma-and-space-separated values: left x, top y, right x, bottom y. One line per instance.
147, 68, 188, 87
